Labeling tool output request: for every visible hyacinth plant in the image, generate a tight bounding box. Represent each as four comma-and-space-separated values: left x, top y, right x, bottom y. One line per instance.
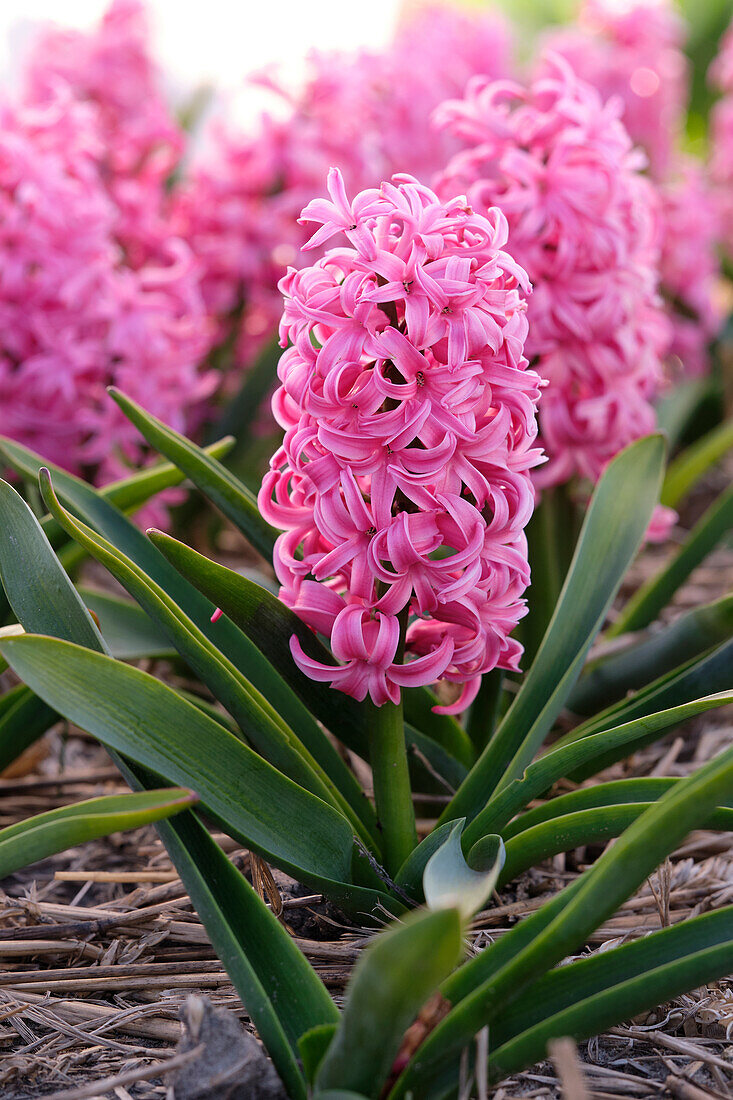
0, 172, 732, 1100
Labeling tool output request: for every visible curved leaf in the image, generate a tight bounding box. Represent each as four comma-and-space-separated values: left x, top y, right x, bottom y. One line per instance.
608, 480, 733, 637
0, 478, 104, 651
148, 531, 475, 769
129, 771, 337, 1100
316, 908, 463, 1098
464, 691, 733, 843
662, 417, 733, 508
108, 388, 277, 561
0, 787, 197, 878
491, 929, 733, 1082
390, 739, 733, 1097
0, 634, 391, 912
571, 592, 733, 713
424, 821, 504, 919
440, 435, 666, 825
498, 802, 733, 886
40, 471, 375, 846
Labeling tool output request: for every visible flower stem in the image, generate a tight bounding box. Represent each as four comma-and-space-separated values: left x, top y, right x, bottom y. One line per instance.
368, 698, 417, 876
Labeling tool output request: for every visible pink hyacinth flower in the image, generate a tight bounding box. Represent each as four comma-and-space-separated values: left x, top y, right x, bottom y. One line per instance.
259, 169, 543, 712
435, 55, 670, 497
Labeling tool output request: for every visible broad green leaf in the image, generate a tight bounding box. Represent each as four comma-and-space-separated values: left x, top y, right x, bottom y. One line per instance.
490, 912, 733, 1082
122, 762, 337, 1100
607, 481, 733, 637
464, 692, 733, 843
498, 802, 733, 886
1, 439, 381, 831
316, 908, 463, 1098
108, 388, 277, 561
299, 1024, 339, 1086
0, 788, 197, 879
148, 531, 475, 770
424, 821, 505, 919
391, 739, 733, 1096
0, 478, 104, 652
490, 905, 733, 1050
503, 776, 679, 838
556, 637, 733, 763
0, 635, 391, 912
104, 436, 234, 514
662, 417, 733, 508
571, 592, 733, 713
80, 588, 176, 660
40, 472, 375, 846
0, 687, 58, 774
440, 435, 666, 825
38, 436, 234, 550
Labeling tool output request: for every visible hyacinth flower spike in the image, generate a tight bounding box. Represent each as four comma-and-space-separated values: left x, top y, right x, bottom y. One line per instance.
259, 168, 543, 870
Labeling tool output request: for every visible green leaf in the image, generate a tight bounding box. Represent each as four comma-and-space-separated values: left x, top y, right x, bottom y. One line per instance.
440, 435, 666, 825
390, 739, 733, 1096
498, 801, 733, 886
571, 592, 733, 713
0, 788, 197, 879
0, 687, 58, 774
0, 478, 105, 652
148, 530, 475, 770
79, 588, 176, 660
662, 417, 733, 508
556, 637, 733, 762
463, 692, 733, 844
108, 388, 277, 561
128, 774, 337, 1100
0, 634, 390, 912
607, 481, 733, 637
40, 471, 375, 846
424, 821, 505, 919
316, 908, 463, 1098
490, 905, 733, 1050
299, 1024, 339, 1085
489, 910, 733, 1082
503, 777, 680, 838
103, 436, 235, 514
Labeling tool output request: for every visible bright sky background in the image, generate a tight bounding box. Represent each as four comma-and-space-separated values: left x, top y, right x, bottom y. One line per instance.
0, 0, 404, 98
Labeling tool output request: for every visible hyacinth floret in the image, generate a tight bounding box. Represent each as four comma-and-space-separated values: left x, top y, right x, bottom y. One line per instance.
435, 56, 669, 492
259, 169, 543, 713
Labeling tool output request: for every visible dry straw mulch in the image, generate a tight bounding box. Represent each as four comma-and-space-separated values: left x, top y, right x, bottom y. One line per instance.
0, 472, 732, 1099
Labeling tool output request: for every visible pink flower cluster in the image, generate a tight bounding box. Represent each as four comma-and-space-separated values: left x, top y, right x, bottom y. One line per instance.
173, 3, 513, 385
0, 87, 213, 496
24, 0, 184, 268
543, 0, 689, 178
258, 170, 543, 711
710, 19, 733, 254
657, 163, 722, 379
435, 57, 669, 490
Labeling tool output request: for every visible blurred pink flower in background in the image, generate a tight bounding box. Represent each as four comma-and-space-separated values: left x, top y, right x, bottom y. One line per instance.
172, 3, 514, 390
24, 0, 184, 268
542, 0, 689, 179
259, 169, 542, 711
0, 86, 213, 512
436, 57, 670, 493
657, 162, 723, 379
710, 18, 733, 256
